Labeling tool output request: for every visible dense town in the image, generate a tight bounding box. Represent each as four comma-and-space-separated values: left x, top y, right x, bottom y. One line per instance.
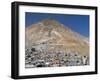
25, 43, 89, 68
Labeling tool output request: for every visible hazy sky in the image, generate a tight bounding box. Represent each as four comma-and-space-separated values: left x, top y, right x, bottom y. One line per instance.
25, 12, 89, 37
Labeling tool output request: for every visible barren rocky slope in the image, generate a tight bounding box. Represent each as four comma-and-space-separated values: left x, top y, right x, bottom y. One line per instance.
25, 19, 89, 56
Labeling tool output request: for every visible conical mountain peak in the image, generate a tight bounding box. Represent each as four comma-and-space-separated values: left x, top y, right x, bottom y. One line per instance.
25, 18, 89, 57
40, 18, 61, 26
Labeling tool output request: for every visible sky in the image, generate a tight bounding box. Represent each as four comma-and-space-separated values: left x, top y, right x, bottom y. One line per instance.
25, 12, 89, 37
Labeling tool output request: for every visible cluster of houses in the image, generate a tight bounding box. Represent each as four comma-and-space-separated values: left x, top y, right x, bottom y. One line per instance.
25, 44, 89, 68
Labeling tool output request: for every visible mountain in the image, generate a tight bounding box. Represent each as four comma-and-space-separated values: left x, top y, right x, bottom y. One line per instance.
25, 18, 89, 56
